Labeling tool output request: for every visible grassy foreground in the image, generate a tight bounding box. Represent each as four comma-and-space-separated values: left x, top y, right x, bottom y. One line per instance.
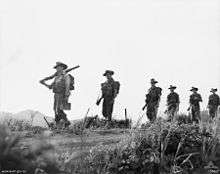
0, 113, 220, 174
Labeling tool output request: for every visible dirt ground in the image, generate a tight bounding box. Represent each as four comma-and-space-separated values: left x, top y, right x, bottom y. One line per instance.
16, 129, 130, 154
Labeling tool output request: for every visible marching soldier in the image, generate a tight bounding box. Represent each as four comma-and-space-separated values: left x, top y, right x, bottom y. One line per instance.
208, 88, 220, 119
96, 70, 120, 122
142, 79, 162, 123
187, 87, 202, 124
40, 62, 78, 127
165, 85, 180, 122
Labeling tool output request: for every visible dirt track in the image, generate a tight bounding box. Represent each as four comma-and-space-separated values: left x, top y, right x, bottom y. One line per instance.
17, 129, 130, 153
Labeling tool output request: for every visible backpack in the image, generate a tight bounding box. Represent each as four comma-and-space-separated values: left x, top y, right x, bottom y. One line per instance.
66, 74, 75, 91
114, 81, 120, 95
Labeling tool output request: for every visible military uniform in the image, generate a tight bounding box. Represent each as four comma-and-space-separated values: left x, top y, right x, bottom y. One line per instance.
166, 88, 179, 121
100, 70, 120, 121
52, 72, 71, 123
40, 62, 71, 127
189, 88, 202, 123
208, 89, 220, 119
144, 81, 162, 122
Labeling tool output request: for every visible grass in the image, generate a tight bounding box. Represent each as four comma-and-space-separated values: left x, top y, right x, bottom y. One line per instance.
0, 111, 220, 173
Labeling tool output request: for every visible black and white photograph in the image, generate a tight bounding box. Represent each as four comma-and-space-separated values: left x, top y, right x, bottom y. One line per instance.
0, 0, 220, 173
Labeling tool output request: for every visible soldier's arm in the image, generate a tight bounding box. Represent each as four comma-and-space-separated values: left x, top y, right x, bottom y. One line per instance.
189, 95, 193, 104
39, 73, 57, 89
112, 85, 117, 98
142, 94, 150, 110
100, 83, 105, 98
176, 94, 180, 107
156, 88, 162, 103
199, 94, 203, 102
166, 95, 169, 106
188, 96, 192, 111
113, 89, 118, 99
217, 96, 220, 106
158, 87, 162, 96
41, 72, 57, 82
113, 81, 120, 98
207, 96, 211, 106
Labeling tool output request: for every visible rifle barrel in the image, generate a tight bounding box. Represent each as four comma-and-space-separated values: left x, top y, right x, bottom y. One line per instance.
65, 65, 80, 73
44, 117, 51, 128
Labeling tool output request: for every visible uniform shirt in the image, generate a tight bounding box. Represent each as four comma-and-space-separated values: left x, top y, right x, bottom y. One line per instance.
189, 93, 202, 107
101, 78, 117, 98
52, 72, 71, 94
167, 92, 180, 106
146, 86, 162, 105
208, 94, 220, 106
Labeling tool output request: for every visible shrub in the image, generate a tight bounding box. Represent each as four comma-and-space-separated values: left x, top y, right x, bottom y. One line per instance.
0, 124, 62, 174
69, 120, 220, 174
69, 116, 132, 135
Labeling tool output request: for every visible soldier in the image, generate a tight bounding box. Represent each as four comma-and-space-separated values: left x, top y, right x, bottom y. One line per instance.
165, 85, 180, 122
142, 79, 162, 123
96, 70, 120, 122
207, 88, 220, 119
187, 87, 202, 124
40, 62, 73, 127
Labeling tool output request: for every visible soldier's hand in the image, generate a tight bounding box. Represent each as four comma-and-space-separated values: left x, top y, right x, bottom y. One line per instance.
65, 91, 71, 97
39, 80, 45, 84
96, 100, 100, 106
48, 85, 52, 89
110, 99, 115, 104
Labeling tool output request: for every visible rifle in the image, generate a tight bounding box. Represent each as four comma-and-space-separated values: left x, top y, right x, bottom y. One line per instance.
65, 65, 80, 74
44, 117, 52, 128
187, 105, 192, 112
142, 104, 147, 111
142, 94, 151, 111
96, 96, 103, 106
39, 65, 80, 88
187, 105, 193, 121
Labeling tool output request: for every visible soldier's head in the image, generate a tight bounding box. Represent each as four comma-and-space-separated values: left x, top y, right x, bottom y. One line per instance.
54, 62, 68, 73
168, 85, 176, 92
190, 87, 198, 94
210, 88, 217, 94
103, 70, 114, 80
150, 78, 158, 87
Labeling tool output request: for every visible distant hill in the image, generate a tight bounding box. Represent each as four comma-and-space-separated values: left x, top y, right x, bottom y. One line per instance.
0, 111, 14, 121
0, 110, 54, 128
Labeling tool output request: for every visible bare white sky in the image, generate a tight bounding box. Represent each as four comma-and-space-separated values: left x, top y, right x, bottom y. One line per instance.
0, 0, 220, 121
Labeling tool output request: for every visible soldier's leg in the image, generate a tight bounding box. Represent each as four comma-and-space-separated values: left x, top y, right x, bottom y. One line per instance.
209, 107, 216, 119
147, 107, 154, 123
54, 93, 67, 126
198, 109, 201, 123
146, 108, 151, 122
102, 99, 108, 119
194, 109, 200, 124
108, 102, 114, 121
167, 106, 173, 122
54, 94, 60, 124
58, 110, 67, 121
103, 98, 113, 121
56, 109, 63, 122
170, 107, 176, 122
214, 108, 218, 119
191, 109, 196, 124
58, 109, 71, 127
152, 107, 157, 122
167, 111, 172, 122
